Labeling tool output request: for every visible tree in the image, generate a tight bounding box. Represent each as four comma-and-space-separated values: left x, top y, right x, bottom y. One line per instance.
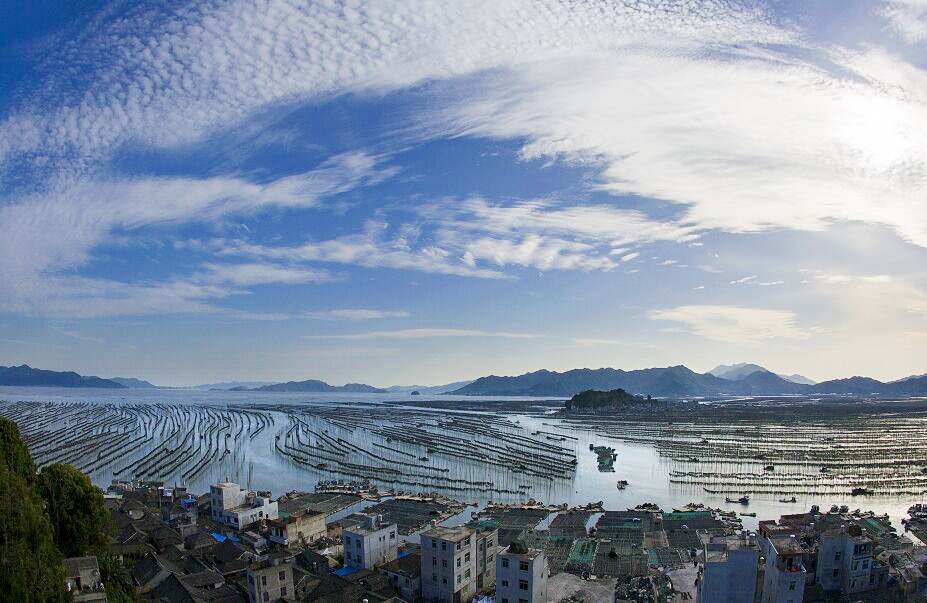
0, 418, 67, 602
36, 463, 110, 558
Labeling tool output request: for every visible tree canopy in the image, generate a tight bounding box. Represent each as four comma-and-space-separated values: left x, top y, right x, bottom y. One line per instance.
36, 463, 110, 558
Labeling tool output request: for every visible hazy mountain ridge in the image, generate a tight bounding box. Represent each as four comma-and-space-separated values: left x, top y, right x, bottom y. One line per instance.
451, 366, 927, 397
253, 379, 386, 393
709, 362, 816, 385
0, 365, 125, 388
110, 377, 157, 388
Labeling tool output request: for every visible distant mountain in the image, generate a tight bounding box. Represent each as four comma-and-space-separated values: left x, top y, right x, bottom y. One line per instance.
385, 380, 475, 395
780, 373, 817, 386
451, 366, 927, 397
709, 363, 768, 380
110, 377, 157, 388
0, 365, 126, 388
253, 379, 386, 393
710, 362, 816, 385
191, 381, 277, 390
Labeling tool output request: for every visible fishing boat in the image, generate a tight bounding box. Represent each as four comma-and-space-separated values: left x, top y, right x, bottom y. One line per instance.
779, 496, 797, 503
725, 495, 750, 505
616, 480, 629, 490
851, 487, 872, 496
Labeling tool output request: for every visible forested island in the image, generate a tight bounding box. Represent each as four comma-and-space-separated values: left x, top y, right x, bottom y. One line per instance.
564, 388, 650, 411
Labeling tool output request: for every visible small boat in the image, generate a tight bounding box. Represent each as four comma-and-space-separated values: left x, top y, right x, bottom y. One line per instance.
726, 495, 750, 505
740, 512, 757, 517
764, 465, 775, 472
419, 456, 428, 461
840, 505, 850, 513
779, 496, 797, 503
616, 480, 629, 489
851, 487, 872, 496
829, 505, 840, 513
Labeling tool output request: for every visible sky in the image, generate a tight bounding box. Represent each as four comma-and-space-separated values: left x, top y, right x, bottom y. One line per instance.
0, 0, 926, 387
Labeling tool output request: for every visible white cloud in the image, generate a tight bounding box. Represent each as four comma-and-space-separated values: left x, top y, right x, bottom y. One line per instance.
620, 252, 640, 262
303, 309, 409, 321
648, 305, 811, 346
730, 275, 758, 284
880, 0, 927, 43
305, 328, 541, 340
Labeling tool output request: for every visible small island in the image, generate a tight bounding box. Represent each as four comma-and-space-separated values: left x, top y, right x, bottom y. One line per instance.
564, 388, 650, 411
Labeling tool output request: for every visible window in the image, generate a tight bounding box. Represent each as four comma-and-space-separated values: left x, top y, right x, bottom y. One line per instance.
432, 573, 437, 582
502, 558, 509, 568
345, 537, 351, 546
519, 580, 528, 590
442, 542, 447, 551
279, 571, 285, 581
502, 599, 508, 603
789, 582, 795, 591
465, 569, 471, 579
863, 560, 869, 569
457, 575, 461, 584
465, 552, 471, 562
261, 576, 267, 587
442, 577, 447, 585
488, 538, 494, 546
465, 537, 471, 546
442, 559, 447, 568
488, 554, 493, 562
501, 580, 509, 587
262, 593, 269, 603
280, 586, 287, 597
833, 569, 839, 577
433, 557, 437, 566
519, 561, 529, 571
519, 599, 528, 603
390, 531, 396, 539
456, 558, 461, 568
835, 551, 842, 560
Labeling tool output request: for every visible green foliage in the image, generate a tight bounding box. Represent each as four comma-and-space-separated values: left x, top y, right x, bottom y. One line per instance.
0, 418, 67, 602
98, 553, 140, 603
565, 388, 644, 410
36, 463, 110, 558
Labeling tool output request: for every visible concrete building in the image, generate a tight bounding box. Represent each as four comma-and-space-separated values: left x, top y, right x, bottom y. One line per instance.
342, 514, 399, 569
246, 557, 294, 603
475, 526, 499, 591
496, 539, 548, 603
817, 527, 887, 594
210, 481, 278, 530
64, 556, 107, 603
380, 552, 422, 602
421, 525, 481, 603
696, 533, 759, 603
268, 508, 326, 549
759, 535, 806, 603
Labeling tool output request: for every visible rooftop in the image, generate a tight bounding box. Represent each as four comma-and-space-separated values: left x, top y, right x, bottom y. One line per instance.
422, 525, 474, 543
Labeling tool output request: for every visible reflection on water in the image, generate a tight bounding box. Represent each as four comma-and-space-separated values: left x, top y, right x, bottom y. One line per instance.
0, 387, 920, 530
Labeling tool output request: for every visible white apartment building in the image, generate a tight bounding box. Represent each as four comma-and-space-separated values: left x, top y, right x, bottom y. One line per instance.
495, 539, 548, 603
342, 514, 398, 569
697, 533, 759, 603
758, 535, 806, 603
421, 525, 480, 603
210, 481, 278, 530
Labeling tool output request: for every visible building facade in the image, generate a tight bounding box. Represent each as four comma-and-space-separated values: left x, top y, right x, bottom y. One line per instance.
246, 558, 294, 603
817, 528, 887, 594
495, 539, 548, 603
268, 508, 326, 549
421, 525, 481, 603
342, 514, 399, 569
210, 481, 278, 530
759, 535, 806, 603
697, 534, 759, 603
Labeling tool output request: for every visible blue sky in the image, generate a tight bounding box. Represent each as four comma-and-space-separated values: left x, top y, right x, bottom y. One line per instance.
1, 0, 926, 386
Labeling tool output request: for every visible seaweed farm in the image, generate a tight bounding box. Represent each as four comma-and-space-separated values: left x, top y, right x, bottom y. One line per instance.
0, 394, 579, 503
560, 397, 927, 500
3, 389, 927, 528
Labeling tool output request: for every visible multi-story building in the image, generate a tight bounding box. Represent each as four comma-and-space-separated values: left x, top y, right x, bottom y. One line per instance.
209, 481, 278, 530
696, 533, 759, 603
495, 539, 548, 603
421, 525, 481, 603
380, 552, 422, 602
342, 514, 399, 569
758, 535, 806, 603
817, 526, 888, 594
268, 508, 327, 549
475, 526, 499, 591
246, 557, 294, 603
64, 556, 107, 603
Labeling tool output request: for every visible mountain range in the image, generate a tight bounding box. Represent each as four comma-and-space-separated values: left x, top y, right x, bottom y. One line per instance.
449, 365, 927, 397
4, 363, 927, 397
0, 365, 125, 388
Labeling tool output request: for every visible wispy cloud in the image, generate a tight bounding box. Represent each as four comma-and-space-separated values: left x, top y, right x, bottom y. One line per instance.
648, 305, 811, 346
303, 309, 409, 321
880, 0, 927, 43
304, 328, 541, 340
